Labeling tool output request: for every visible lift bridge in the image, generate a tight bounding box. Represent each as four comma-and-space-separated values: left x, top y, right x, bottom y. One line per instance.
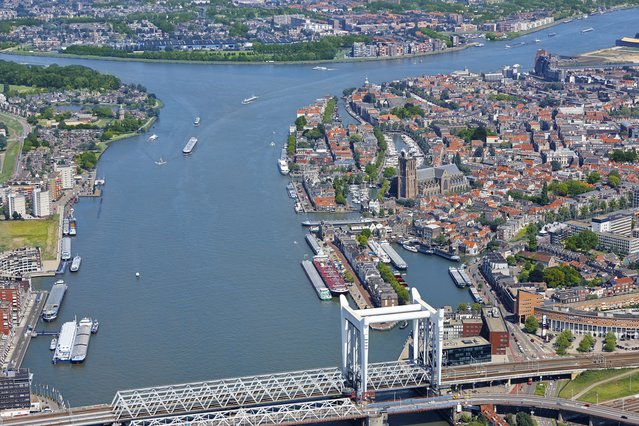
108, 289, 444, 424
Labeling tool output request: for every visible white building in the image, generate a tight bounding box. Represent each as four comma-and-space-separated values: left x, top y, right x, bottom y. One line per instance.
7, 193, 26, 218
55, 164, 74, 190
32, 188, 51, 218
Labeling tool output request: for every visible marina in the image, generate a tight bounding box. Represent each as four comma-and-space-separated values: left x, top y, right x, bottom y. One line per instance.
301, 260, 332, 301
380, 241, 407, 270
42, 280, 67, 322
70, 255, 82, 272
182, 136, 198, 154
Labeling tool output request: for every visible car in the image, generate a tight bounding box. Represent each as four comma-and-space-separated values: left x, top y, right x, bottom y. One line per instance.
531, 338, 535, 343
584, 403, 590, 407
621, 415, 628, 419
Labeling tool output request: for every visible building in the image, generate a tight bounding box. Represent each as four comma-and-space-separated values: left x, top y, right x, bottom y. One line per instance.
0, 301, 11, 336
54, 164, 74, 190
416, 164, 468, 198
397, 151, 417, 199
592, 213, 633, 236
442, 336, 492, 366
481, 307, 509, 357
7, 193, 26, 218
0, 248, 42, 278
633, 187, 639, 209
32, 188, 51, 218
462, 318, 483, 337
536, 305, 639, 339
515, 289, 544, 323
0, 369, 31, 417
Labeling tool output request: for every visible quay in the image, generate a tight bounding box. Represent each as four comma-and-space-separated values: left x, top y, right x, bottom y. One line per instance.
380, 241, 407, 270
3, 290, 47, 370
301, 218, 381, 227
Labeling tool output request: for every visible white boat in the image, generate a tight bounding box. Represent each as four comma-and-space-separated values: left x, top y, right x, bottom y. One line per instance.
505, 45, 511, 49
312, 66, 328, 71
148, 134, 158, 141
194, 116, 201, 126
476, 43, 484, 47
534, 39, 541, 43
402, 243, 418, 253
269, 141, 275, 146
278, 158, 289, 175
582, 27, 594, 33
70, 255, 81, 272
242, 95, 258, 105
53, 320, 76, 363
91, 319, 99, 334
49, 337, 57, 351
155, 158, 166, 165
183, 137, 198, 154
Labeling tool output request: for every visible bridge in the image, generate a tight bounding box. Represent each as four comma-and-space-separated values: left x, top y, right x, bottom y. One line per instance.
5, 288, 639, 425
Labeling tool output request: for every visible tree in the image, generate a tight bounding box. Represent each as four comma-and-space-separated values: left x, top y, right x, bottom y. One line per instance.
608, 174, 621, 188
343, 271, 354, 283
457, 303, 468, 312
515, 412, 534, 426
471, 303, 481, 312
604, 332, 616, 352
11, 211, 22, 220
540, 182, 549, 206
544, 267, 565, 288
524, 316, 539, 334
587, 171, 600, 184
577, 333, 594, 352
487, 240, 499, 251
473, 146, 484, 157
363, 93, 376, 104
550, 160, 561, 171
506, 256, 517, 266
564, 229, 598, 252
294, 116, 307, 131
383, 167, 396, 179
528, 233, 537, 251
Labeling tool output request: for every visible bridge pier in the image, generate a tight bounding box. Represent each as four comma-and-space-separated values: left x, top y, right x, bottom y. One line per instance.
588, 416, 594, 426
366, 412, 388, 426
557, 411, 563, 423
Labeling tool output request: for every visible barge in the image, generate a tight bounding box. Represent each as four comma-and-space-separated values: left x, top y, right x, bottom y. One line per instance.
43, 280, 67, 321
301, 260, 332, 300
380, 242, 407, 270
312, 257, 348, 294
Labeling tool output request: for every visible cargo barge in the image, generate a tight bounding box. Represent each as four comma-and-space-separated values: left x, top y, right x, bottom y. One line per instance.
305, 234, 324, 256
448, 267, 469, 288
301, 260, 332, 300
70, 318, 93, 362
62, 218, 70, 236
312, 257, 348, 294
368, 240, 391, 264
434, 247, 460, 261
380, 242, 407, 270
43, 280, 67, 321
61, 237, 72, 261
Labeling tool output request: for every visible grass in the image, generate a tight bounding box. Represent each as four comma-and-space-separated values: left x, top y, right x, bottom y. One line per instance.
0, 139, 19, 183
5, 84, 46, 96
559, 369, 633, 399
534, 382, 547, 396
579, 370, 639, 403
0, 215, 59, 260
0, 110, 25, 140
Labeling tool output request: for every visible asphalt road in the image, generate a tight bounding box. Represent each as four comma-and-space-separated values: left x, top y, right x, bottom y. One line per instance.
6, 291, 47, 369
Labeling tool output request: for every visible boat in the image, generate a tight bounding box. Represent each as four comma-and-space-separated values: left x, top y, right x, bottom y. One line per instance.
294, 202, 303, 213
91, 319, 99, 334
548, 32, 557, 37
312, 66, 328, 71
194, 116, 201, 126
135, 272, 140, 278
42, 280, 67, 321
62, 218, 69, 236
380, 241, 407, 270
301, 260, 332, 301
534, 39, 541, 43
312, 257, 349, 295
505, 45, 511, 49
399, 320, 409, 330
70, 255, 81, 272
476, 43, 484, 47
418, 244, 434, 255
401, 243, 418, 253
155, 158, 167, 166
148, 134, 159, 141
69, 219, 76, 236
278, 158, 289, 175
582, 27, 594, 33
53, 319, 76, 363
368, 240, 391, 263
61, 237, 71, 261
49, 337, 57, 351
448, 267, 467, 288
269, 141, 275, 146
434, 247, 461, 262
182, 137, 198, 154
70, 317, 93, 363
241, 95, 259, 105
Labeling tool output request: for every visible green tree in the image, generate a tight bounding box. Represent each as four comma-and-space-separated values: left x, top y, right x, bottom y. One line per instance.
363, 93, 376, 104
343, 271, 354, 283
540, 182, 549, 206
457, 303, 468, 312
524, 316, 539, 334
586, 171, 600, 184
551, 160, 561, 171
382, 167, 396, 179
471, 303, 481, 312
604, 332, 617, 352
543, 267, 565, 288
515, 411, 534, 426
577, 333, 594, 352
608, 174, 621, 188
294, 116, 307, 131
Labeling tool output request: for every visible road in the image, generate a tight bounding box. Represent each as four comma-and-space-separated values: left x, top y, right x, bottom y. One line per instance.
4, 291, 47, 370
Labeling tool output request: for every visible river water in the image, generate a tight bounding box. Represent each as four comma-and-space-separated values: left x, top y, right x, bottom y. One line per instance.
5, 9, 638, 415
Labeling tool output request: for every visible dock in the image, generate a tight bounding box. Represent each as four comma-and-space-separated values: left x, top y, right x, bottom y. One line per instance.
380, 242, 407, 270
301, 218, 380, 227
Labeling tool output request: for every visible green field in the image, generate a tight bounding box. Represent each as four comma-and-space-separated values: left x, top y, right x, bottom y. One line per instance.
559, 369, 633, 399
5, 84, 46, 96
0, 215, 59, 260
535, 382, 548, 396
0, 139, 19, 183
579, 370, 639, 403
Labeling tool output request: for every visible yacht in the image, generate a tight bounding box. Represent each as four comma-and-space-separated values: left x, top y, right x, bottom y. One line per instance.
49, 337, 57, 351
242, 95, 259, 105
277, 158, 289, 175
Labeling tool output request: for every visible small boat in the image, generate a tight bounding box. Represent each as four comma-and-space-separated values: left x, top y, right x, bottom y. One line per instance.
476, 43, 484, 47
70, 255, 81, 272
505, 45, 511, 49
312, 66, 328, 71
194, 116, 201, 126
91, 320, 99, 334
49, 337, 57, 351
581, 27, 594, 33
534, 39, 541, 43
242, 95, 258, 105
548, 32, 557, 37
155, 158, 166, 165
148, 134, 158, 141
135, 272, 140, 278
399, 320, 409, 329
402, 243, 418, 253
270, 141, 275, 146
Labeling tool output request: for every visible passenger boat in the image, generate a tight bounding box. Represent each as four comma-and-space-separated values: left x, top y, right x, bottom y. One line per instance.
183, 137, 198, 154
278, 158, 289, 175
70, 255, 81, 272
401, 243, 418, 253
581, 27, 594, 33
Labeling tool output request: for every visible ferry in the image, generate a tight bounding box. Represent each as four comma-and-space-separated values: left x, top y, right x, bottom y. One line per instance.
183, 137, 198, 154
278, 158, 289, 175
91, 319, 99, 334
241, 95, 259, 105
155, 157, 166, 166
194, 116, 201, 126
53, 320, 76, 363
582, 27, 594, 33
70, 255, 81, 272
49, 337, 57, 351
148, 134, 159, 141
43, 280, 67, 321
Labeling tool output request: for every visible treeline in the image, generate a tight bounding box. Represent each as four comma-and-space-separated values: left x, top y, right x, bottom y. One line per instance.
64, 36, 369, 63
0, 60, 120, 90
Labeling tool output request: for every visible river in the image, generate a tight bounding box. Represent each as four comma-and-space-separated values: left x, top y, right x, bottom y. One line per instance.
4, 9, 638, 418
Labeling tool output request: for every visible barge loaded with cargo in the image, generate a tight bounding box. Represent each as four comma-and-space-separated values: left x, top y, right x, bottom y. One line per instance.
380, 241, 407, 270
53, 317, 95, 363
312, 257, 348, 294
448, 267, 471, 288
42, 280, 67, 321
301, 260, 332, 300
305, 234, 324, 256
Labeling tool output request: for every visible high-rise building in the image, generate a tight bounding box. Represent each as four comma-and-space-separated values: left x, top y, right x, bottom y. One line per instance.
54, 164, 74, 190
32, 188, 51, 218
0, 369, 31, 417
633, 187, 639, 208
397, 151, 417, 199
7, 193, 26, 218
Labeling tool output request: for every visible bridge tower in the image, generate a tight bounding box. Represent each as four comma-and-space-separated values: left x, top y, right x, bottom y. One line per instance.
339, 288, 444, 399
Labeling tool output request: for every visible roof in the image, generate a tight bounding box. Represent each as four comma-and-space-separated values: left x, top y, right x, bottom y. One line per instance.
442, 336, 491, 350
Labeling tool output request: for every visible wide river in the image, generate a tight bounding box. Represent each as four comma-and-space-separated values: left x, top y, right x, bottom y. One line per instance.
4, 9, 638, 420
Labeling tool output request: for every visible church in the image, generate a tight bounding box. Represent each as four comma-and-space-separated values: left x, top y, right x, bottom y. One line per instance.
416, 164, 469, 198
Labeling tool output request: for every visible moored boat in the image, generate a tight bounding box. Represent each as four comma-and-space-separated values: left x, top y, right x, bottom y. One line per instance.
70, 317, 93, 363
91, 319, 99, 334
49, 337, 57, 351
70, 255, 81, 272
312, 257, 348, 294
43, 280, 67, 321
278, 158, 289, 175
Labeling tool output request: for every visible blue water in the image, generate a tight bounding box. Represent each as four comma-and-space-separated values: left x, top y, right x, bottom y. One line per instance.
5, 8, 638, 408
